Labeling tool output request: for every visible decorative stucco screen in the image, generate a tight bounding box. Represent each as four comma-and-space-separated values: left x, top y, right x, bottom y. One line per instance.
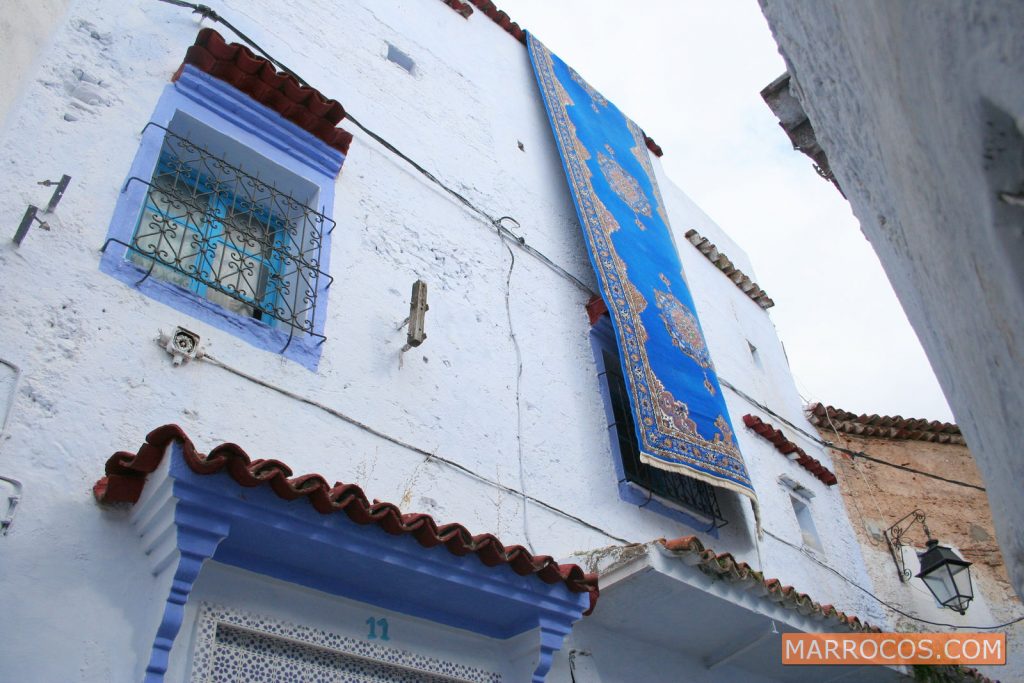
527, 35, 758, 510
190, 604, 501, 683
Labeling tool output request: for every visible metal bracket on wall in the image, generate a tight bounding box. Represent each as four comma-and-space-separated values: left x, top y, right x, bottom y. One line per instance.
0, 358, 19, 436
398, 280, 429, 367
39, 175, 72, 212
883, 508, 930, 582
404, 279, 429, 349
0, 475, 22, 536
12, 175, 71, 246
12, 206, 48, 246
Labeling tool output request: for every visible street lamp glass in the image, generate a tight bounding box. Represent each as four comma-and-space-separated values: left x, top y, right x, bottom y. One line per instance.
916, 540, 974, 615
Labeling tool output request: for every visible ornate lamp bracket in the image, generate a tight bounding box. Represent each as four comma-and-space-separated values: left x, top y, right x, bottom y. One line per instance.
883, 509, 932, 582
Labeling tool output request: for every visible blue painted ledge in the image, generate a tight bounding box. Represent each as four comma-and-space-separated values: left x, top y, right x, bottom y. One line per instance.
129, 441, 589, 682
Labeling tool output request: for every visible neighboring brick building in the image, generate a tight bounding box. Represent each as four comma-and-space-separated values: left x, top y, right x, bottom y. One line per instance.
0, 1, 1006, 680
759, 0, 1024, 606
808, 403, 1024, 681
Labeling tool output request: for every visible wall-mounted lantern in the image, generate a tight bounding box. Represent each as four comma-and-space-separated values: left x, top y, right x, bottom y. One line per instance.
916, 539, 974, 615
884, 509, 974, 615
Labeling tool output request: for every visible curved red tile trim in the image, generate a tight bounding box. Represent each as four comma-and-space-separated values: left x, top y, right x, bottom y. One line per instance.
95, 424, 599, 613
585, 294, 609, 326
175, 29, 353, 155
807, 402, 964, 445
659, 536, 881, 633
468, 0, 526, 43
450, 3, 665, 159
742, 414, 837, 486
644, 135, 664, 157
440, 0, 474, 18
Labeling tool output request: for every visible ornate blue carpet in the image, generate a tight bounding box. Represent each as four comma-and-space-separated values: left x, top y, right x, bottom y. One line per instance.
528, 34, 757, 509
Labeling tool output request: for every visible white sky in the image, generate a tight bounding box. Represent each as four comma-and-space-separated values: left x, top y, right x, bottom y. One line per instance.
497, 0, 955, 422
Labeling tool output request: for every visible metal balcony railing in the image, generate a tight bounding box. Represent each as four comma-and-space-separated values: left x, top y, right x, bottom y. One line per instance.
104, 125, 334, 347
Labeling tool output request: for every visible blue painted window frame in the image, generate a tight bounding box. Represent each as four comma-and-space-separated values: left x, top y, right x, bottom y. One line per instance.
100, 65, 345, 371
589, 315, 721, 537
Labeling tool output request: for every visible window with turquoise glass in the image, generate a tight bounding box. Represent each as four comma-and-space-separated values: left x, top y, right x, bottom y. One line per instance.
121, 121, 333, 338
129, 147, 286, 323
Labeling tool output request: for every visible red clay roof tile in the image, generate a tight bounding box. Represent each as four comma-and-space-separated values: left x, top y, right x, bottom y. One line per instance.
658, 536, 881, 632
94, 424, 599, 613
684, 229, 775, 309
742, 414, 838, 486
807, 403, 965, 445
445, 2, 669, 158
439, 0, 474, 19
585, 294, 609, 326
466, 0, 526, 44
176, 29, 353, 155
644, 135, 664, 157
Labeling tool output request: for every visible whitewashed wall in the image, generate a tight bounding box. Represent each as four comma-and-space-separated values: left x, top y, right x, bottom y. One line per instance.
0, 0, 883, 680
759, 0, 1024, 604
0, 0, 72, 127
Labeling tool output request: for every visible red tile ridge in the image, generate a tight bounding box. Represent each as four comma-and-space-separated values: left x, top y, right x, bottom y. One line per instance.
806, 402, 965, 445
445, 3, 669, 161
439, 0, 474, 19
175, 28, 353, 155
94, 424, 599, 613
467, 0, 526, 43
644, 134, 664, 157
683, 229, 775, 309
742, 414, 837, 486
585, 294, 609, 326
657, 536, 882, 633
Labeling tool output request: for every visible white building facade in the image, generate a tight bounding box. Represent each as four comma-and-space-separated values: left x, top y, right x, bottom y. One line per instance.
758, 0, 1024, 605
0, 1, 916, 681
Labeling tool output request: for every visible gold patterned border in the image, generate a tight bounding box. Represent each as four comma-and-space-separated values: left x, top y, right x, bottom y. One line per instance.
527, 34, 757, 507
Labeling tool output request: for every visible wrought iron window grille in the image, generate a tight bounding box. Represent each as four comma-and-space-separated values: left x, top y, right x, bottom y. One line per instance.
102, 124, 335, 350
602, 349, 727, 528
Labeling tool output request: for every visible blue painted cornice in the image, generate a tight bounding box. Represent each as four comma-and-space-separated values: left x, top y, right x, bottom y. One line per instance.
175, 66, 345, 179
109, 437, 591, 681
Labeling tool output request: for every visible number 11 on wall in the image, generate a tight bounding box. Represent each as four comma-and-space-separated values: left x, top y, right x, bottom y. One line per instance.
366, 617, 390, 641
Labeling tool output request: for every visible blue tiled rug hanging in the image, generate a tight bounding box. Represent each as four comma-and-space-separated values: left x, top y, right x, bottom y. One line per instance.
528, 34, 758, 509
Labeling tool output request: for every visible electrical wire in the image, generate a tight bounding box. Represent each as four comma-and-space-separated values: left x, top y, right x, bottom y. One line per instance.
153, 0, 623, 550
824, 404, 890, 548
719, 377, 986, 492
157, 0, 308, 86
194, 338, 1024, 625
157, 0, 983, 502
155, 1, 1018, 627
764, 529, 1024, 630
197, 349, 631, 545
843, 455, 887, 548
568, 651, 580, 683
343, 111, 592, 294
156, 0, 594, 297
503, 234, 537, 554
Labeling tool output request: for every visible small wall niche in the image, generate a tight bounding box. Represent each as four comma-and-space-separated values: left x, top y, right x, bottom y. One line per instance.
791, 495, 823, 552
385, 43, 416, 75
